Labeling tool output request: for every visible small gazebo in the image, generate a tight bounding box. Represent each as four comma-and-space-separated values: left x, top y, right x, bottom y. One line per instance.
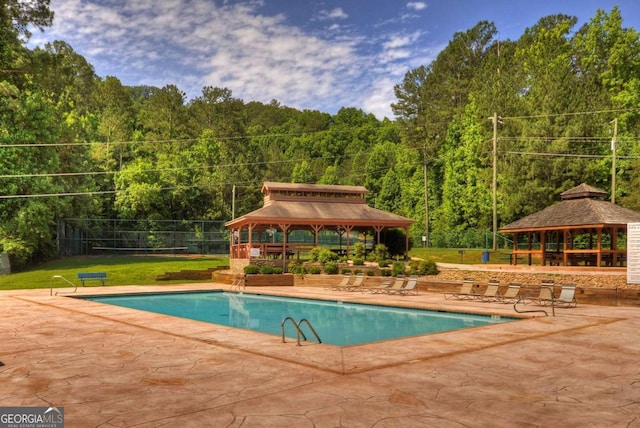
500, 183, 640, 267
225, 182, 415, 272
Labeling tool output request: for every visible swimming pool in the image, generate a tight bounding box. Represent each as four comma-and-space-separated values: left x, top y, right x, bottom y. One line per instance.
83, 291, 515, 346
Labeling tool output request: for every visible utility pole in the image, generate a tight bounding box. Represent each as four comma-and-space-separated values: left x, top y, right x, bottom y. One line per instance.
232, 184, 236, 219
611, 118, 618, 204
491, 112, 499, 250
423, 142, 429, 248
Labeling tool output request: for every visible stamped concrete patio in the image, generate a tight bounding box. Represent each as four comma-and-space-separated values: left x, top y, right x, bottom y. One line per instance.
2, 283, 639, 427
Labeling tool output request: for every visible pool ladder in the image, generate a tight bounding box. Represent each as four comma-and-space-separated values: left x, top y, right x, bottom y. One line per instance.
229, 277, 245, 292
281, 317, 322, 346
513, 286, 554, 317
49, 275, 78, 296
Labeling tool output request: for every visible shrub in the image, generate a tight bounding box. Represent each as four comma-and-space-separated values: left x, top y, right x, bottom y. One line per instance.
391, 261, 406, 277
366, 252, 376, 262
377, 258, 391, 268
380, 269, 392, 277
353, 241, 366, 259
352, 257, 365, 266
309, 266, 322, 274
272, 267, 283, 274
259, 265, 275, 274
288, 262, 307, 277
318, 248, 338, 264
308, 246, 321, 262
374, 243, 390, 261
324, 261, 339, 274
409, 260, 439, 275
365, 269, 375, 276
381, 229, 412, 257
243, 264, 260, 274
341, 268, 351, 275
353, 269, 362, 275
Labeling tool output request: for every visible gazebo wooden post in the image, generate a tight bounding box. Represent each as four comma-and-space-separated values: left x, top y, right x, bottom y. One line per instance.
540, 231, 547, 266
597, 228, 603, 266
563, 230, 569, 266
230, 227, 235, 258
612, 226, 619, 266
248, 224, 255, 260
403, 226, 410, 260
311, 225, 322, 247
373, 226, 384, 245
512, 232, 518, 263
278, 224, 290, 270
341, 225, 354, 258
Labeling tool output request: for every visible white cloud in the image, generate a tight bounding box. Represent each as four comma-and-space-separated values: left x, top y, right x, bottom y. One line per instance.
317, 7, 349, 21
362, 77, 397, 119
407, 2, 427, 11
29, 0, 438, 118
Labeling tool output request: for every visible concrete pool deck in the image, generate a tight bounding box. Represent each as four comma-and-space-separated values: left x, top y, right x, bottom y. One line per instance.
2, 284, 639, 427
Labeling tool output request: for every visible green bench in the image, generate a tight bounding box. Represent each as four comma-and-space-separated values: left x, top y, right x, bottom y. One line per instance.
77, 272, 107, 286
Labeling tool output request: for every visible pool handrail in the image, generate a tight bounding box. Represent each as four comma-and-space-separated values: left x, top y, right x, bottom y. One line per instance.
281, 317, 322, 346
513, 286, 554, 317
49, 275, 78, 296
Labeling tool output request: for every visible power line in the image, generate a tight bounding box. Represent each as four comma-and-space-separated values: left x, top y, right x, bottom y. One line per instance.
502, 151, 640, 160
502, 107, 640, 120
0, 129, 337, 148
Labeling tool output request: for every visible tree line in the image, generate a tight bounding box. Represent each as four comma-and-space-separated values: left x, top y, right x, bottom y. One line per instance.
1, 2, 639, 267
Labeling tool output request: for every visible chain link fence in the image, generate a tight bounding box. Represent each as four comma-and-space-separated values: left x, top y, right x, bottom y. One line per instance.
57, 219, 230, 256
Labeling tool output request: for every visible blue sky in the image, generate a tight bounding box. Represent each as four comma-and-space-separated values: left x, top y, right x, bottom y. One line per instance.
29, 1, 640, 119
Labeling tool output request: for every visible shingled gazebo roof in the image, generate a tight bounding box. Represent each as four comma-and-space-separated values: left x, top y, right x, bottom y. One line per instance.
501, 183, 640, 232
226, 181, 414, 229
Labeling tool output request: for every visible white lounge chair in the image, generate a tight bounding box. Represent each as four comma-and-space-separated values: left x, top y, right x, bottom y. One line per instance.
556, 283, 578, 307
444, 277, 479, 300
388, 276, 418, 296
498, 282, 521, 303
480, 279, 501, 302
363, 276, 402, 294
344, 273, 365, 291
328, 274, 352, 290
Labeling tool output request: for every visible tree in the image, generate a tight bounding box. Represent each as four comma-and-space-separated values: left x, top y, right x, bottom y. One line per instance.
291, 160, 313, 183
138, 84, 188, 141
188, 86, 246, 138
0, 87, 67, 267
377, 170, 402, 213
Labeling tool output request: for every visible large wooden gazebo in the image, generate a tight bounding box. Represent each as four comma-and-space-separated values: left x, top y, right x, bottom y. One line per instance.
225, 182, 415, 272
500, 183, 640, 267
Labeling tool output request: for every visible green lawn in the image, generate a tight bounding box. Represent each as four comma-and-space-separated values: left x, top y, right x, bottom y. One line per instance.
0, 248, 521, 291
0, 256, 229, 291
408, 247, 516, 264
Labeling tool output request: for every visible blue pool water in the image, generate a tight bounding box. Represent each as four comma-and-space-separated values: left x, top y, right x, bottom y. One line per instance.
83, 292, 515, 346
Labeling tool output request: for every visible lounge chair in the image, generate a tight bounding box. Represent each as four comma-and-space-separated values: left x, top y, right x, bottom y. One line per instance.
388, 275, 418, 296
536, 285, 555, 306
541, 279, 555, 287
344, 273, 365, 291
556, 283, 578, 307
444, 277, 479, 300
498, 282, 521, 303
480, 279, 501, 302
363, 276, 403, 294
328, 274, 352, 290
328, 274, 351, 290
